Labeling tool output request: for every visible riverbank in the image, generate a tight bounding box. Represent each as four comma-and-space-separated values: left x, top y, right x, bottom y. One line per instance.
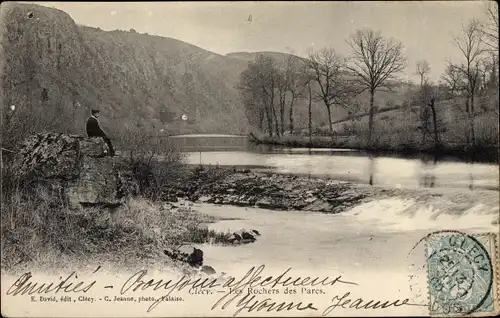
0, 194, 227, 275
250, 134, 500, 163
3, 164, 498, 275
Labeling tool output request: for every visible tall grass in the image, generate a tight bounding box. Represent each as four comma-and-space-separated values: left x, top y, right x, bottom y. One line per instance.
0, 179, 228, 273
0, 128, 226, 273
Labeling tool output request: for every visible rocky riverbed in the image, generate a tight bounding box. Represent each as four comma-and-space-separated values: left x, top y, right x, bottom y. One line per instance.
164, 167, 499, 221
165, 168, 367, 214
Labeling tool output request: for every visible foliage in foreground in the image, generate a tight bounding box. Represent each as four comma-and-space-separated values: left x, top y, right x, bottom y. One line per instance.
0, 175, 229, 273
0, 123, 209, 273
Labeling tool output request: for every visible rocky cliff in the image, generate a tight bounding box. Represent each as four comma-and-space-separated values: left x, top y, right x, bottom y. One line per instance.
0, 2, 249, 145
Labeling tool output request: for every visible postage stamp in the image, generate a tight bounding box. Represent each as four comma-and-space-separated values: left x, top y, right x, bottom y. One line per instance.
426, 232, 499, 316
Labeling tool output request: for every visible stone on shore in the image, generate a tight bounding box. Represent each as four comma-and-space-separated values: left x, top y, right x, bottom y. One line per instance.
226, 229, 260, 244
201, 265, 216, 275
198, 195, 212, 203
12, 132, 137, 209
164, 245, 204, 267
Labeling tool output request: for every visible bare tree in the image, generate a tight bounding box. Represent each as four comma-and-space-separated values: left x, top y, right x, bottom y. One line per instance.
481, 1, 499, 52
284, 55, 309, 134
346, 29, 407, 146
298, 62, 315, 144
413, 60, 433, 145
477, 56, 493, 92
414, 60, 431, 144
276, 67, 287, 136
237, 54, 281, 138
415, 60, 431, 87
475, 52, 500, 114
307, 81, 313, 145
238, 63, 267, 134
478, 52, 499, 94
260, 56, 281, 138
419, 83, 442, 149
450, 19, 486, 145
307, 48, 352, 142
440, 64, 465, 96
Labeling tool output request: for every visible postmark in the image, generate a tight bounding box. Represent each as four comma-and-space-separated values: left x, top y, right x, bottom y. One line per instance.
426, 232, 498, 316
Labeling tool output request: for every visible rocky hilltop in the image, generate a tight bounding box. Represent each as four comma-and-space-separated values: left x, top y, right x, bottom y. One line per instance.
0, 2, 249, 139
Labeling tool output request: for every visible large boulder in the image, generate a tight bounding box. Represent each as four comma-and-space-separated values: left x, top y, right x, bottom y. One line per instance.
12, 133, 136, 208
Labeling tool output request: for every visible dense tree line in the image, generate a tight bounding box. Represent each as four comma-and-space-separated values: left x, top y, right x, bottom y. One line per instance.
238, 3, 499, 151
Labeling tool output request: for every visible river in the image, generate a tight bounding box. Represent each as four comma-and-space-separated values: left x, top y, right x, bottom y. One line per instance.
185, 197, 498, 316
172, 134, 499, 191
175, 134, 498, 315
1, 134, 498, 316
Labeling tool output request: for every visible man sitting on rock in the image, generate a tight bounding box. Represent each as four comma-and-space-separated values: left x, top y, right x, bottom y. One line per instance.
86, 109, 115, 156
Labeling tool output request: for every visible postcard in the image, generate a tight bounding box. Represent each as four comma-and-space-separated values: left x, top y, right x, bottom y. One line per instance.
1, 1, 499, 317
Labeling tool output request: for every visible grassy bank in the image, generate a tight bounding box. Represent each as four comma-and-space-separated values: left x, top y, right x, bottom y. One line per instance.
0, 182, 232, 274
251, 134, 499, 163
0, 139, 228, 274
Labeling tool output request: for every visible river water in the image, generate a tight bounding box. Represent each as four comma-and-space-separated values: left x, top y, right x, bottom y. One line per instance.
172, 135, 499, 191
1, 134, 498, 316
174, 135, 499, 315
187, 198, 497, 316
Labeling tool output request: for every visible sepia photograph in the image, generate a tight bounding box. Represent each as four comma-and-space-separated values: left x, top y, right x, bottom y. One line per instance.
1, 1, 499, 317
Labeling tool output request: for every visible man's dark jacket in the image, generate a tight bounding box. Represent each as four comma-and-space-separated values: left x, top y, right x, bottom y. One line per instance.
86, 116, 107, 138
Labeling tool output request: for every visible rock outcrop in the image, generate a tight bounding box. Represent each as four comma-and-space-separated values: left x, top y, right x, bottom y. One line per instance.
13, 132, 137, 208
1, 2, 249, 139
167, 168, 368, 214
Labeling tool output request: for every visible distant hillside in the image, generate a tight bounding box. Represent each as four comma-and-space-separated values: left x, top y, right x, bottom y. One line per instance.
226, 51, 307, 64
1, 2, 249, 139
1, 2, 414, 143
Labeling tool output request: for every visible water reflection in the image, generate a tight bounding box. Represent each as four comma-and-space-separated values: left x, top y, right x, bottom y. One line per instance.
174, 135, 499, 191
368, 155, 375, 186
417, 154, 437, 188
469, 164, 474, 190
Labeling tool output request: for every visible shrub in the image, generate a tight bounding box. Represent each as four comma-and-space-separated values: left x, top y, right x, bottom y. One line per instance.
475, 116, 499, 146
0, 182, 222, 273
113, 123, 185, 200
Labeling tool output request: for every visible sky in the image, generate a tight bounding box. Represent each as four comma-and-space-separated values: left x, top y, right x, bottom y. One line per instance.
29, 1, 495, 83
